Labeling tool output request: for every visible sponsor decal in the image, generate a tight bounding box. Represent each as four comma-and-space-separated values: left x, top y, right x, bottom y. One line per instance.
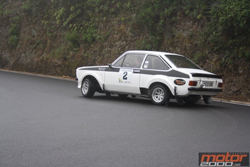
118, 69, 132, 84
98, 67, 106, 71
174, 79, 186, 85
199, 152, 249, 166
143, 61, 149, 69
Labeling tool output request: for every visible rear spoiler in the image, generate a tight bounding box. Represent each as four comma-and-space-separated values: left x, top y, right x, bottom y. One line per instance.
191, 73, 222, 79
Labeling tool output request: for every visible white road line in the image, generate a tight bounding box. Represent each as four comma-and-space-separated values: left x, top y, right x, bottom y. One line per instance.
213, 99, 250, 107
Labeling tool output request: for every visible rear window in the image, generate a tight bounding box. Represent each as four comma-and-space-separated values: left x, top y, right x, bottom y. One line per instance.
165, 55, 201, 69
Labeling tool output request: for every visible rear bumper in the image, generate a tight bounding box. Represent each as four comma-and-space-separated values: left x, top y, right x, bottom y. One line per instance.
187, 88, 222, 96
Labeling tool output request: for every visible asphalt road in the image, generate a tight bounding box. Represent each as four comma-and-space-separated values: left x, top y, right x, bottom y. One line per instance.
0, 70, 249, 167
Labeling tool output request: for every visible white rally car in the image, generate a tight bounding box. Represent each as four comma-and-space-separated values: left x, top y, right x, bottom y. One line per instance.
76, 50, 223, 105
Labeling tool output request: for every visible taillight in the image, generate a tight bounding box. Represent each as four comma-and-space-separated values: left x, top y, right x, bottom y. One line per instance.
189, 81, 197, 86
218, 83, 223, 88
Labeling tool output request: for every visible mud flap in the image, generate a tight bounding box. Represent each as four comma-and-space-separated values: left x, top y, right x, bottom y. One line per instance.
174, 87, 184, 105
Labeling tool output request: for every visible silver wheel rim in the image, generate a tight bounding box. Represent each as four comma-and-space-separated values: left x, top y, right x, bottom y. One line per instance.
82, 81, 89, 94
152, 87, 165, 103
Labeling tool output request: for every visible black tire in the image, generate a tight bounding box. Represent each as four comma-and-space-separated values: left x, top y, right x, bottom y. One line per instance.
203, 96, 213, 104
183, 95, 201, 105
81, 78, 96, 98
150, 84, 171, 105
118, 94, 128, 98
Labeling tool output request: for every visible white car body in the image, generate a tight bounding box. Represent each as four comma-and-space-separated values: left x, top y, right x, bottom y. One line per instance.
76, 50, 223, 105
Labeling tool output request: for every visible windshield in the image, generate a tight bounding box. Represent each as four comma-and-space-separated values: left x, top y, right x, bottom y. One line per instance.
165, 55, 201, 69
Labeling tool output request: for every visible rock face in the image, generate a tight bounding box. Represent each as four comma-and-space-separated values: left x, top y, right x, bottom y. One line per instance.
0, 1, 249, 102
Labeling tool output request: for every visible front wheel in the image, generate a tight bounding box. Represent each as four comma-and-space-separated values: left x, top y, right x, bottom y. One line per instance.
150, 85, 171, 105
81, 78, 96, 98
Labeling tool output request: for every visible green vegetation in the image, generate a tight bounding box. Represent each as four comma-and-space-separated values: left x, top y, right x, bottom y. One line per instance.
22, 0, 47, 16
205, 0, 250, 59
50, 47, 64, 59
65, 30, 80, 48
9, 35, 18, 46
82, 26, 97, 43
0, 0, 250, 73
8, 19, 21, 47
0, 3, 3, 18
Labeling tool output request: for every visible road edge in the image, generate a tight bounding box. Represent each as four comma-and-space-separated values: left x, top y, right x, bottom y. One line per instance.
0, 68, 75, 82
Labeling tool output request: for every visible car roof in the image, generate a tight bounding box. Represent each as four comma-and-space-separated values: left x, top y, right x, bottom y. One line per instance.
124, 50, 185, 57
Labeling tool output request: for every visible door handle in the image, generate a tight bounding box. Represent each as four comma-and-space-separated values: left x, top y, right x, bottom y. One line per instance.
133, 69, 140, 73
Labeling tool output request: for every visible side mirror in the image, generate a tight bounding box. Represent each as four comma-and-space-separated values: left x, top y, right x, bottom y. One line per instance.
108, 64, 113, 68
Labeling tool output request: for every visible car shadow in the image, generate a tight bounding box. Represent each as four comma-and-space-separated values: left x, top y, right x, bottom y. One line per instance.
76, 94, 225, 110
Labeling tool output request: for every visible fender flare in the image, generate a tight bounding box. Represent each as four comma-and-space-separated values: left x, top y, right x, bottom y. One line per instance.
81, 72, 104, 90
145, 76, 175, 95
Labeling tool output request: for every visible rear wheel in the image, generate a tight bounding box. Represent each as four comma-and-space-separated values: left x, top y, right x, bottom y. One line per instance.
150, 84, 171, 105
81, 78, 96, 98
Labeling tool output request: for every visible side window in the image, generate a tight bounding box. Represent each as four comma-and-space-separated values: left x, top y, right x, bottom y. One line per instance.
113, 56, 125, 67
122, 54, 145, 68
143, 55, 169, 70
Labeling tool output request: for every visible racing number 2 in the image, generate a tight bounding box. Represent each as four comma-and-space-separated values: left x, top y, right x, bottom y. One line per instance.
123, 72, 128, 80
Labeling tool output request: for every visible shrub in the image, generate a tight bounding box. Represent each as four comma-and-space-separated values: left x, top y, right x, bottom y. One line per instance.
82, 26, 97, 43
8, 24, 19, 36
65, 30, 80, 48
9, 35, 18, 46
22, 0, 47, 16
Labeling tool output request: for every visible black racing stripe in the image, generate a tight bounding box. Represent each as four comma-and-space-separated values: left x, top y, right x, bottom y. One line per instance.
140, 69, 190, 78
79, 67, 103, 71
192, 73, 222, 79
105, 67, 120, 72
79, 67, 190, 78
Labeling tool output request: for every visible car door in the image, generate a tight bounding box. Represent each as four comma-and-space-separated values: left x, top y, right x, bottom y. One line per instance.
104, 53, 146, 94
